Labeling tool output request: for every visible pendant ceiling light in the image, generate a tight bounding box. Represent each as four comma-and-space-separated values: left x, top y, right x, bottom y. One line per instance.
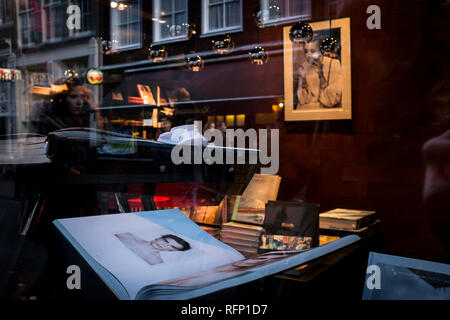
101, 39, 112, 55
249, 47, 268, 65
64, 69, 79, 79
320, 37, 339, 58
185, 55, 204, 72
169, 23, 196, 38
253, 1, 281, 28
289, 1, 313, 44
289, 21, 313, 44
100, 38, 118, 55
320, 0, 339, 58
162, 22, 196, 40
211, 34, 234, 55
148, 45, 167, 63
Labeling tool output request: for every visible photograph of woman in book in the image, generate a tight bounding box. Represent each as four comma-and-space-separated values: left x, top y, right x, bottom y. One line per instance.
115, 232, 191, 266
159, 250, 301, 287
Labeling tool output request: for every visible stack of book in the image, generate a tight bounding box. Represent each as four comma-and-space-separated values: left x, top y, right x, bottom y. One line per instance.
319, 208, 377, 231
220, 222, 263, 255
220, 174, 281, 255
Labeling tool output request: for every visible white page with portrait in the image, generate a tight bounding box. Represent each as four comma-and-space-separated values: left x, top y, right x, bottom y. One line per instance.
54, 209, 244, 299
143, 234, 361, 300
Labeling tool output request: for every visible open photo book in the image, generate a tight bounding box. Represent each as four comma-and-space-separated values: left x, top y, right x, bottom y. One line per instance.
53, 209, 360, 300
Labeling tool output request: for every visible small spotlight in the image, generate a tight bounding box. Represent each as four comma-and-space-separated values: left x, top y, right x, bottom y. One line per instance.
110, 1, 118, 9
118, 2, 128, 11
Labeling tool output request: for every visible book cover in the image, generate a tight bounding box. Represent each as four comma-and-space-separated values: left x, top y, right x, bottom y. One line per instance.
319, 208, 376, 230
259, 201, 320, 252
237, 174, 281, 210
54, 209, 360, 300
362, 252, 450, 300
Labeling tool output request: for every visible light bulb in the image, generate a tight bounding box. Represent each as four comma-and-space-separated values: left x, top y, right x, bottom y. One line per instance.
249, 47, 268, 65
253, 1, 281, 27
185, 55, 204, 72
320, 37, 339, 58
148, 45, 167, 63
211, 34, 234, 55
289, 21, 313, 44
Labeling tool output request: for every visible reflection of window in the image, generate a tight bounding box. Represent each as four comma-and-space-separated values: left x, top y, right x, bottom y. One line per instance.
0, 0, 12, 24
19, 0, 43, 46
19, 0, 93, 47
153, 0, 188, 43
202, 0, 242, 35
110, 0, 142, 50
259, 0, 311, 25
43, 0, 69, 40
72, 0, 93, 34
0, 82, 11, 116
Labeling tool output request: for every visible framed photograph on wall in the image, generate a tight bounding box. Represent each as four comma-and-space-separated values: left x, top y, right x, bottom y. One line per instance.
284, 17, 352, 121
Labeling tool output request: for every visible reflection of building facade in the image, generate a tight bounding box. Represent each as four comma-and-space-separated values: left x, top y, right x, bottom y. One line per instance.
101, 0, 312, 136
13, 0, 101, 133
0, 0, 17, 134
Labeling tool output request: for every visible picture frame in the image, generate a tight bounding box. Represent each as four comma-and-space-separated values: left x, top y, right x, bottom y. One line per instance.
283, 17, 352, 121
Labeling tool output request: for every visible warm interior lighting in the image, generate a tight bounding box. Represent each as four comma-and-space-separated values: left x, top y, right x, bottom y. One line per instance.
51, 84, 69, 93
117, 2, 128, 10
236, 114, 246, 127
30, 86, 51, 95
110, 1, 118, 9
226, 115, 235, 127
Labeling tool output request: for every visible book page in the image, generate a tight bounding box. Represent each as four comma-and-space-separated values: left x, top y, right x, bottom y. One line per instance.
56, 210, 244, 299
156, 235, 360, 290
157, 250, 305, 288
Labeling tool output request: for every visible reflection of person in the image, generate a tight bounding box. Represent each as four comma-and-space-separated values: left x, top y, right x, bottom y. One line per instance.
215, 121, 227, 134
296, 40, 342, 109
38, 77, 103, 134
161, 250, 301, 287
203, 121, 215, 134
115, 232, 191, 265
172, 87, 191, 102
160, 118, 172, 133
422, 130, 450, 251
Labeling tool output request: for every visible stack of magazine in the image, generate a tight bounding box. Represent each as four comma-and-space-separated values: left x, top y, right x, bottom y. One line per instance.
53, 208, 360, 300
220, 222, 263, 255
319, 208, 377, 231
221, 174, 281, 253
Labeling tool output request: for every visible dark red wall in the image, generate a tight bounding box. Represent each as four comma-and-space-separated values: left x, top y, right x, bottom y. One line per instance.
275, 0, 450, 261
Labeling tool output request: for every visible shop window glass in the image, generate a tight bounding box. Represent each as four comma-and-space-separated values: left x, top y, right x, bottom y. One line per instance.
0, 0, 12, 24
202, 0, 241, 35
111, 0, 142, 50
153, 0, 188, 43
259, 0, 311, 26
